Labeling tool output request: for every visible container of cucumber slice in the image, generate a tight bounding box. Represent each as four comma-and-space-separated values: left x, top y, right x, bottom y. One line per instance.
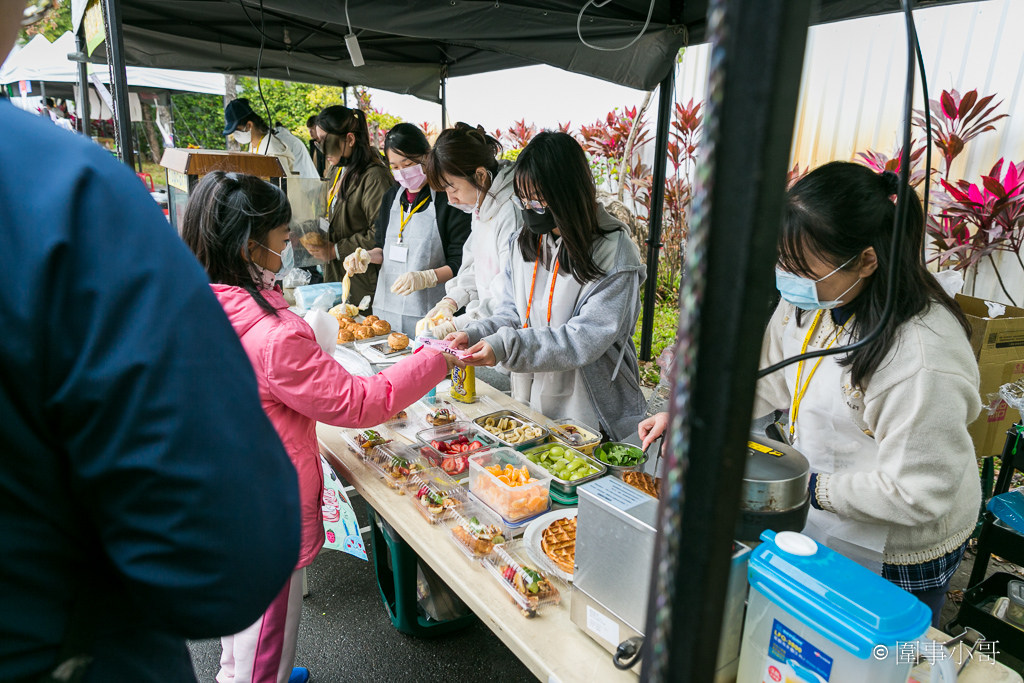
520, 442, 607, 495
593, 442, 648, 476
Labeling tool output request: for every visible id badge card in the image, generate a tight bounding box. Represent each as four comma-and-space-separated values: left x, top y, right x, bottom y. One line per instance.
318, 217, 330, 232
390, 244, 409, 263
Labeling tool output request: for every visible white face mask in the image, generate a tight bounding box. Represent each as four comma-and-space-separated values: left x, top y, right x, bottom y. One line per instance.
233, 129, 251, 145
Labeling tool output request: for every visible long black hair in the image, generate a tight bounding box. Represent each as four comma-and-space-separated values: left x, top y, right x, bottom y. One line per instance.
316, 105, 385, 200
180, 171, 291, 316
384, 123, 431, 162
780, 161, 970, 386
514, 132, 615, 284
424, 122, 502, 194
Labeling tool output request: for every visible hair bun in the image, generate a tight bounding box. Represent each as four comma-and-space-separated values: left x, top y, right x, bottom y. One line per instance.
880, 170, 900, 195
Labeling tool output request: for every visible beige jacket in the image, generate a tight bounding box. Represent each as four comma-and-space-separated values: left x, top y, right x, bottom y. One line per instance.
756, 300, 982, 565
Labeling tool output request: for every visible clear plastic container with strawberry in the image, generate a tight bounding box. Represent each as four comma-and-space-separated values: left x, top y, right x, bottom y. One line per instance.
363, 443, 431, 491
403, 468, 469, 524
416, 422, 498, 481
483, 541, 563, 618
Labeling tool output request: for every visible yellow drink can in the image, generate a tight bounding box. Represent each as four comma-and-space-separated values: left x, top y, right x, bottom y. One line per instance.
450, 365, 476, 403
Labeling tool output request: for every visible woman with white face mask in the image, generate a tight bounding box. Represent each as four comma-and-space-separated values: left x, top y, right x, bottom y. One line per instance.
223, 99, 318, 180
343, 124, 471, 336
639, 162, 981, 627
416, 123, 523, 338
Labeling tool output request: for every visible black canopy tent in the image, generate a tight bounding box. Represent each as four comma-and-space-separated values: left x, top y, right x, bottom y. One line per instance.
92, 2, 974, 680
88, 0, 968, 361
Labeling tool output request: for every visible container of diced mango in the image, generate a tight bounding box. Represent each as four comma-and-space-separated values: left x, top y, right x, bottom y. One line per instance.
468, 448, 552, 522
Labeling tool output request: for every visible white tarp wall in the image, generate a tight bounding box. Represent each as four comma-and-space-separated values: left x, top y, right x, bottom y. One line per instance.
676, 0, 1024, 305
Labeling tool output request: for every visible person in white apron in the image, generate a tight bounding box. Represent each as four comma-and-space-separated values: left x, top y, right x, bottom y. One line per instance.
417, 123, 522, 339
640, 163, 982, 625
446, 132, 646, 441
343, 124, 471, 336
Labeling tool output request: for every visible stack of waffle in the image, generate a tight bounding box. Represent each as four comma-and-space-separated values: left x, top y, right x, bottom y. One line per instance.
541, 517, 577, 574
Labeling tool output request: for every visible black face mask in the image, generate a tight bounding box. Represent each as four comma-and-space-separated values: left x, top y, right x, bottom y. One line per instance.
522, 208, 557, 235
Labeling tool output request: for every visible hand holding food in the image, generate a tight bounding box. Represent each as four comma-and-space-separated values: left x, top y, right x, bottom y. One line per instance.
426, 298, 458, 323
343, 247, 370, 275
302, 233, 335, 262
430, 320, 458, 339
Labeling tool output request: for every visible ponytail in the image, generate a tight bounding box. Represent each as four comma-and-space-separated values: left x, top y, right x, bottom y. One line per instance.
316, 105, 387, 199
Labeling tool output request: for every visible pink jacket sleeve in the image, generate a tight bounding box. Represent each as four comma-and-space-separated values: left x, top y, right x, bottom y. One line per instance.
264, 325, 448, 428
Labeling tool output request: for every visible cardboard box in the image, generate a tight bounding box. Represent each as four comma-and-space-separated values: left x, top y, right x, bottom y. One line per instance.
956, 294, 1024, 458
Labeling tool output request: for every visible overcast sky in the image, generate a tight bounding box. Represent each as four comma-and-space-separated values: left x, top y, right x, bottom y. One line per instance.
367, 64, 649, 137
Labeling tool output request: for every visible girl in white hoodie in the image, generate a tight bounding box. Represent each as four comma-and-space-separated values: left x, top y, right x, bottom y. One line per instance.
419, 123, 523, 338
640, 162, 981, 626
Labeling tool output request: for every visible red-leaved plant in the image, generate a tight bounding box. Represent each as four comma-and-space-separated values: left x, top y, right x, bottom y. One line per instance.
855, 142, 928, 188
912, 88, 1008, 179
929, 158, 1024, 304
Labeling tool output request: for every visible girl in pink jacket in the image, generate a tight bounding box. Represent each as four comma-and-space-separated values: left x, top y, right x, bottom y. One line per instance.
181, 172, 457, 683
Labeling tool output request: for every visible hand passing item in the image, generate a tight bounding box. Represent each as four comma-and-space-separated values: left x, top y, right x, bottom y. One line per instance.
343, 247, 370, 275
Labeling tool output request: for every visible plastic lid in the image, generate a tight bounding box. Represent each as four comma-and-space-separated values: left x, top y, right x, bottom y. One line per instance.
748, 530, 931, 659
1010, 580, 1024, 607
775, 531, 818, 556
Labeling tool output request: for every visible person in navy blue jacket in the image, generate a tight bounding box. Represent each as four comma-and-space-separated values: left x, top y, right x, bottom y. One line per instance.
0, 6, 301, 682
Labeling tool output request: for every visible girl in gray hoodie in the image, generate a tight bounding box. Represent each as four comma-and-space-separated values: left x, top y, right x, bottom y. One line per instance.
447, 132, 647, 441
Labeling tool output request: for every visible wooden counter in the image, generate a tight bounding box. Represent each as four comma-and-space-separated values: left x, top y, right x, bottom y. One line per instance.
318, 381, 1022, 683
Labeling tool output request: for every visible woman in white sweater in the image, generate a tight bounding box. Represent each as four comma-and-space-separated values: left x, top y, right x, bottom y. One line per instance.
641, 161, 981, 625
418, 123, 522, 338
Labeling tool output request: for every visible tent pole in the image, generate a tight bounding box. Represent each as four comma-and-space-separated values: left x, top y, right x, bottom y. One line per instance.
343, 85, 348, 107
639, 68, 675, 362
638, 0, 812, 680
440, 70, 448, 130
75, 28, 91, 137
101, 0, 135, 168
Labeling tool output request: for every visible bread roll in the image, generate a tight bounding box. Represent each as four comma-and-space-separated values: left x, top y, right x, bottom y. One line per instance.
388, 333, 410, 351
364, 315, 380, 324
354, 326, 375, 340
371, 320, 391, 336
337, 329, 356, 343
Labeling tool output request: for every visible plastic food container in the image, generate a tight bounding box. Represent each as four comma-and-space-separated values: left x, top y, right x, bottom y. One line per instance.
340, 426, 396, 459
363, 444, 431, 491
445, 503, 511, 560
403, 468, 468, 524
420, 395, 468, 426
519, 443, 606, 495
1008, 580, 1024, 628
548, 418, 602, 456
483, 541, 564, 618
416, 422, 500, 481
737, 531, 954, 683
469, 448, 552, 522
593, 441, 649, 476
474, 410, 549, 450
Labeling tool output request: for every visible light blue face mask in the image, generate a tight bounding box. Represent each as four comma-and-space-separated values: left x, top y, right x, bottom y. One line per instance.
775, 255, 861, 310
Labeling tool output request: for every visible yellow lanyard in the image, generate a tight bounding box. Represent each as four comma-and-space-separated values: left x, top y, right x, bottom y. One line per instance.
789, 309, 854, 439
326, 168, 343, 217
398, 195, 430, 243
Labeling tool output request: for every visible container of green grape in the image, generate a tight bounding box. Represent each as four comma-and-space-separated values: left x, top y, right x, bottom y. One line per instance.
520, 442, 607, 495
593, 442, 648, 477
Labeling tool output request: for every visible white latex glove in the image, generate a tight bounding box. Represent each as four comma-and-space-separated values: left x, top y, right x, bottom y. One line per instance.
343, 247, 370, 275
425, 298, 458, 323
430, 320, 458, 339
391, 269, 438, 296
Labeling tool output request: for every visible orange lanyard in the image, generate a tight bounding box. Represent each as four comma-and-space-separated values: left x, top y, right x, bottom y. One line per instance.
398, 195, 430, 243
789, 309, 854, 438
327, 167, 343, 216
523, 236, 560, 329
